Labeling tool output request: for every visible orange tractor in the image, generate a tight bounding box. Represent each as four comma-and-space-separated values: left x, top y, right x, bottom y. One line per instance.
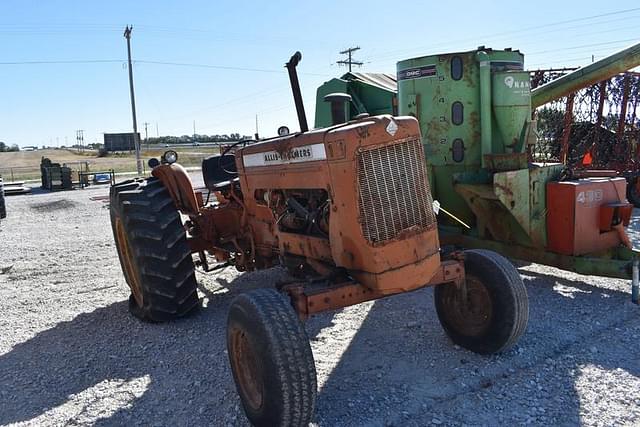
110, 52, 529, 426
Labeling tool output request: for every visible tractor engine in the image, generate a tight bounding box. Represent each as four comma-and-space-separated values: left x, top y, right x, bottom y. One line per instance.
196, 115, 442, 294
263, 188, 330, 237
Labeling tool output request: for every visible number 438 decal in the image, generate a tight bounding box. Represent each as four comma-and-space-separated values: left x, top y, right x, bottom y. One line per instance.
576, 189, 603, 204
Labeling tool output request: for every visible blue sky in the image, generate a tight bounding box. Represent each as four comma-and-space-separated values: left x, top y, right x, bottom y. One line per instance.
0, 1, 639, 147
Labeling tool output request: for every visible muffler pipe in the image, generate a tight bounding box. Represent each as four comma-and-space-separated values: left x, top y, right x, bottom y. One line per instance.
285, 51, 308, 133
324, 93, 352, 125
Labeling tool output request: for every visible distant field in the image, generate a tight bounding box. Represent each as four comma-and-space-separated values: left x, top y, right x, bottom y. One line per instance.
0, 146, 221, 182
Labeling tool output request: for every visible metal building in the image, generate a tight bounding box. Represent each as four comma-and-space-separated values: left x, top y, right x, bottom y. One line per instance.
314, 72, 397, 128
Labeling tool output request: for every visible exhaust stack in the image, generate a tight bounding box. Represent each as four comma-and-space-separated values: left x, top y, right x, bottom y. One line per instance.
285, 51, 309, 133
323, 92, 352, 125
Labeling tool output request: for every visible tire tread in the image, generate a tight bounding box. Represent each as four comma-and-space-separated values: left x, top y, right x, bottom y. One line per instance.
434, 249, 529, 354
110, 177, 199, 322
228, 289, 317, 426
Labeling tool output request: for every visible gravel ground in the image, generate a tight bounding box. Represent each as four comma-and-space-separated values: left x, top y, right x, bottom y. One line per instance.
0, 180, 639, 426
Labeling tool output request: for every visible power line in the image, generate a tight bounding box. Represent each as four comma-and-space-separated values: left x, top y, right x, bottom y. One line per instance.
527, 38, 640, 56
163, 84, 290, 123
136, 59, 286, 73
135, 60, 329, 76
364, 7, 640, 63
0, 58, 330, 76
0, 59, 123, 65
475, 7, 640, 39
526, 43, 640, 67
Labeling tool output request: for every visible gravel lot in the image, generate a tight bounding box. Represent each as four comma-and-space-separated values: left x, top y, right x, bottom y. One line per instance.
1, 180, 639, 426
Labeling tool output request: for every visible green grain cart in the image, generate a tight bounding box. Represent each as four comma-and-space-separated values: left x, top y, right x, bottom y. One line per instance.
316, 42, 640, 302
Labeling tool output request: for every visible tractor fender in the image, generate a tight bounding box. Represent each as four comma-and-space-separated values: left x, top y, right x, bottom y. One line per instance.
151, 163, 200, 217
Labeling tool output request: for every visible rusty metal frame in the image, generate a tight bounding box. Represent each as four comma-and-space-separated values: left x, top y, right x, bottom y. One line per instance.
559, 92, 575, 165
282, 259, 464, 320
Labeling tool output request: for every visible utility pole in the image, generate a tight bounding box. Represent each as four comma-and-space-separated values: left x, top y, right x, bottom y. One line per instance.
156, 122, 159, 137
76, 130, 84, 152
337, 46, 363, 72
193, 120, 196, 144
254, 114, 259, 140
143, 122, 149, 151
124, 25, 143, 174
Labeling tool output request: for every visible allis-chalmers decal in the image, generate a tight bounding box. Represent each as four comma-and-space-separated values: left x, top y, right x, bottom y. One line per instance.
243, 143, 327, 167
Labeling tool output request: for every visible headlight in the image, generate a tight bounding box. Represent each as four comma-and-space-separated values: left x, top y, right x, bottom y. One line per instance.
163, 150, 178, 164
277, 126, 290, 136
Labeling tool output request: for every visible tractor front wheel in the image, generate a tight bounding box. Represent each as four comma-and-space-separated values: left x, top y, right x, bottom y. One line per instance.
434, 249, 529, 354
227, 288, 317, 427
110, 178, 199, 322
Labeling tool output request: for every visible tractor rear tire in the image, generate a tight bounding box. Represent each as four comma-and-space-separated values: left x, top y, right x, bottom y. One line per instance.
227, 288, 317, 427
110, 177, 199, 322
0, 175, 6, 219
434, 249, 529, 354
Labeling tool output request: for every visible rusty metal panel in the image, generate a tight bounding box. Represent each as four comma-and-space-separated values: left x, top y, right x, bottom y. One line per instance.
529, 165, 563, 247
279, 232, 333, 262
494, 168, 530, 239
599, 203, 632, 232
547, 177, 629, 255
483, 153, 528, 171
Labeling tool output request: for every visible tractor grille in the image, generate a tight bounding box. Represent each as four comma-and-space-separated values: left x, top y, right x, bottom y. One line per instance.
357, 137, 436, 244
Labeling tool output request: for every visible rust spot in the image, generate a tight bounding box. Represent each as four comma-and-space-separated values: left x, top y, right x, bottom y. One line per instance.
356, 126, 370, 139
494, 182, 514, 197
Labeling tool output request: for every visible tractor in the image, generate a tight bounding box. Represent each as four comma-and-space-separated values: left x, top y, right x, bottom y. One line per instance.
110, 52, 529, 426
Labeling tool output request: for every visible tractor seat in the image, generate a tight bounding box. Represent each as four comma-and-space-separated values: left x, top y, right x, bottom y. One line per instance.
202, 154, 237, 190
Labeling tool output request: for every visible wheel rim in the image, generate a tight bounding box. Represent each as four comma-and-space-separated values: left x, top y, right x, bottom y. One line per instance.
440, 275, 493, 337
230, 326, 264, 411
115, 218, 144, 307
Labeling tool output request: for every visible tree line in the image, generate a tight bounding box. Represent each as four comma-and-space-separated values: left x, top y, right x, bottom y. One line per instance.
0, 141, 20, 152
145, 133, 251, 145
